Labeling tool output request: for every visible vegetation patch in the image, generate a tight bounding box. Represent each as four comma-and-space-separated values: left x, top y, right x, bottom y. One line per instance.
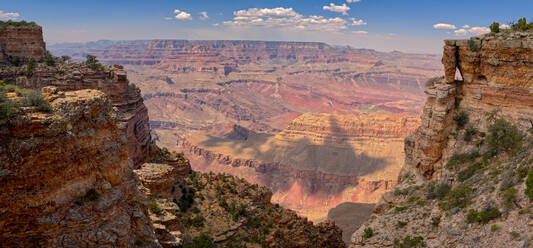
75, 188, 100, 205
438, 184, 473, 211
466, 207, 500, 224
394, 236, 425, 248
148, 201, 162, 214
458, 162, 483, 182
446, 151, 480, 170
454, 111, 469, 130
487, 118, 523, 156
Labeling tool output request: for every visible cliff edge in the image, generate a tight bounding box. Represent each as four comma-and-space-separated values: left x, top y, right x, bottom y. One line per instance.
350, 32, 533, 247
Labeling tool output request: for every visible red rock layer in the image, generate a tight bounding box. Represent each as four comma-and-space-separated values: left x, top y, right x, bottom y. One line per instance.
0, 89, 158, 247
0, 25, 46, 63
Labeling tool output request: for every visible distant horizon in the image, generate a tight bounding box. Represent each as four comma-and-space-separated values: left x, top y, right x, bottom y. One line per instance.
3, 0, 533, 53
47, 38, 442, 55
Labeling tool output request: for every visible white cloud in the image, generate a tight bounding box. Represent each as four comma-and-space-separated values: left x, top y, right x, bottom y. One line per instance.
349, 17, 367, 26
500, 24, 510, 29
200, 11, 209, 20
164, 17, 173, 20
433, 23, 456, 30
0, 10, 20, 21
454, 29, 468, 36
174, 9, 192, 20
462, 25, 470, 28
323, 3, 350, 15
223, 7, 348, 32
468, 26, 490, 35
353, 30, 368, 35
347, 0, 361, 2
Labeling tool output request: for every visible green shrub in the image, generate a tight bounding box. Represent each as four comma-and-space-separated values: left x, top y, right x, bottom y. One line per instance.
183, 233, 217, 248
363, 227, 374, 239
458, 162, 483, 182
468, 40, 479, 52
75, 188, 100, 205
466, 207, 501, 224
427, 183, 450, 200
454, 111, 469, 130
501, 188, 517, 208
446, 151, 480, 170
148, 201, 162, 214
511, 17, 533, 31
526, 169, 533, 200
487, 118, 523, 155
182, 215, 205, 228
439, 184, 472, 211
490, 224, 499, 232
44, 52, 55, 66
490, 22, 500, 33
22, 90, 52, 112
394, 236, 425, 248
85, 55, 104, 70
61, 55, 71, 62
464, 126, 478, 142
25, 58, 35, 78
0, 88, 21, 125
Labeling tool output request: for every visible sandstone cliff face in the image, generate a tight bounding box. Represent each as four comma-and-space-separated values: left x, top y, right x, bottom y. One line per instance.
0, 62, 152, 167
404, 32, 533, 181
0, 89, 158, 247
0, 25, 46, 63
351, 32, 533, 248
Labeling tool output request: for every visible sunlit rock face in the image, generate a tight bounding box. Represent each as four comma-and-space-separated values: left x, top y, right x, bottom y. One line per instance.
0, 89, 158, 247
351, 32, 533, 248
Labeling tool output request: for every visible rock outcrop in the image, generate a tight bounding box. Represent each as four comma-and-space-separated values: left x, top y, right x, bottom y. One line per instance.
135, 157, 345, 248
0, 22, 46, 63
0, 89, 158, 247
351, 31, 533, 248
0, 60, 152, 167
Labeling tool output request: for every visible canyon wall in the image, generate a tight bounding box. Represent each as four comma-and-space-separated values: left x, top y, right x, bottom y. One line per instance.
0, 24, 46, 63
178, 112, 420, 221
351, 32, 533, 247
0, 89, 158, 247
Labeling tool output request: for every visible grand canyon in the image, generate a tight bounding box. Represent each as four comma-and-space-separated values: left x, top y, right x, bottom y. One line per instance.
2, 2, 533, 247
49, 39, 441, 225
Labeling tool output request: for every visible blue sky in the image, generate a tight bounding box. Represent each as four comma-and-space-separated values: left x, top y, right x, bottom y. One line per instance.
2, 0, 533, 53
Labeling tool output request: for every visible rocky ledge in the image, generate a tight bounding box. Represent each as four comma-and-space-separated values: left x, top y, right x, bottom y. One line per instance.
0, 88, 158, 247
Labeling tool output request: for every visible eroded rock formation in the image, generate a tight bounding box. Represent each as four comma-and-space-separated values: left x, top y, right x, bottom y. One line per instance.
0, 23, 45, 63
0, 62, 152, 167
177, 112, 420, 222
0, 89, 158, 247
351, 32, 533, 248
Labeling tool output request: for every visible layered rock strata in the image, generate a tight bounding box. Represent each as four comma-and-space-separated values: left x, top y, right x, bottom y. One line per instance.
178, 112, 419, 221
351, 32, 533, 247
0, 62, 152, 167
0, 89, 158, 247
0, 24, 46, 63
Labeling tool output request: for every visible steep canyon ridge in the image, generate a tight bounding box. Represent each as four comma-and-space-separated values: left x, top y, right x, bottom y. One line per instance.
49, 39, 442, 227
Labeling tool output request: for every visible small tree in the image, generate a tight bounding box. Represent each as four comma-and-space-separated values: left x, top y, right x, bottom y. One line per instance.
85, 54, 103, 70
44, 52, 55, 66
61, 55, 71, 63
25, 58, 35, 78
490, 22, 500, 33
